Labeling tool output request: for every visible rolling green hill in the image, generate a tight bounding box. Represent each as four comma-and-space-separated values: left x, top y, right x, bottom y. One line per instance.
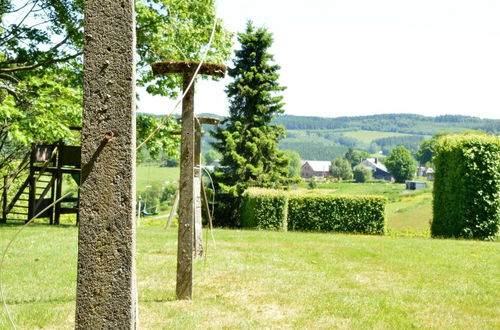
273, 114, 499, 160
140, 112, 500, 161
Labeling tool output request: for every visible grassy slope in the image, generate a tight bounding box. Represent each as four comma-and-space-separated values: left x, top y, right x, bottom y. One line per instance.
136, 165, 179, 192
0, 226, 498, 328
342, 130, 414, 144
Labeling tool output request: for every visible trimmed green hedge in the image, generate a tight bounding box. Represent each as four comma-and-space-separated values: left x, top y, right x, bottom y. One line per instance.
432, 134, 500, 240
288, 194, 386, 234
241, 188, 386, 234
241, 188, 288, 231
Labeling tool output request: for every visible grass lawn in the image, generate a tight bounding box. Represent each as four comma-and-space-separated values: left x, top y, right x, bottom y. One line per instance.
0, 225, 498, 328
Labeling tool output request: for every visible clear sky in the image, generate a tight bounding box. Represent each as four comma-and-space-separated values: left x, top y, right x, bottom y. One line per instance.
138, 0, 500, 119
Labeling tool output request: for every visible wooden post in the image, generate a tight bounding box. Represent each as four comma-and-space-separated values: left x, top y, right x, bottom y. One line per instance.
54, 143, 63, 225
28, 145, 36, 222
176, 72, 196, 299
1, 176, 8, 223
75, 0, 137, 328
151, 61, 226, 300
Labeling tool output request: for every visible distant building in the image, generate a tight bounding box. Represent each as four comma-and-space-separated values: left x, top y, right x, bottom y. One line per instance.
425, 168, 435, 181
300, 160, 331, 178
417, 166, 426, 177
359, 158, 392, 181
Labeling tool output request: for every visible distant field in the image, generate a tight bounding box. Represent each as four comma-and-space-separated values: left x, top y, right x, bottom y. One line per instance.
136, 165, 179, 192
342, 130, 414, 144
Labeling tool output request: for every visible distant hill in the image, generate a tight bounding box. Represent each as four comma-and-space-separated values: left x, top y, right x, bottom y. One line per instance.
273, 113, 500, 135
140, 112, 500, 161
273, 113, 500, 160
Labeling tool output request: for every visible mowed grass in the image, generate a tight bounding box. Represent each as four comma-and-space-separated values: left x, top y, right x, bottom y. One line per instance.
0, 225, 499, 329
136, 165, 179, 192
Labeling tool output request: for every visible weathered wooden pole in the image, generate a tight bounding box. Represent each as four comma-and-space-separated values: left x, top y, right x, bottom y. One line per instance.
76, 0, 137, 328
152, 61, 225, 299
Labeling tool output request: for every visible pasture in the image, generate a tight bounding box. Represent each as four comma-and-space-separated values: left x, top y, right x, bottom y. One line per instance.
341, 130, 415, 144
136, 165, 179, 192
0, 226, 498, 328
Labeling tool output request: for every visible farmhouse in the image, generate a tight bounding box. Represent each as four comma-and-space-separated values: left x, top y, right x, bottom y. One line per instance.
360, 158, 392, 181
300, 160, 331, 178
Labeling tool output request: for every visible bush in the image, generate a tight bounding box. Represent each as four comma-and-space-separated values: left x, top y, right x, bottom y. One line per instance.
241, 188, 387, 235
241, 188, 288, 231
288, 194, 386, 234
353, 165, 372, 183
432, 134, 500, 240
308, 179, 317, 189
160, 184, 178, 205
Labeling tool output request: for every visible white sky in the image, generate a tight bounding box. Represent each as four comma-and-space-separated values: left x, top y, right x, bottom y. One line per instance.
138, 0, 500, 119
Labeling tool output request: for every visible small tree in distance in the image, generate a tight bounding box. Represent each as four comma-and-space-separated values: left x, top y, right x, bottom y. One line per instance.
385, 146, 417, 183
353, 165, 372, 183
330, 157, 353, 180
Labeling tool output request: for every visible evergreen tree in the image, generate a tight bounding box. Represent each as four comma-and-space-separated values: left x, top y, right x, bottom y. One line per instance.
211, 22, 289, 226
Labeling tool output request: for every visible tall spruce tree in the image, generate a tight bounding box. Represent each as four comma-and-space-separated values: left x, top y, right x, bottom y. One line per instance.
211, 22, 289, 226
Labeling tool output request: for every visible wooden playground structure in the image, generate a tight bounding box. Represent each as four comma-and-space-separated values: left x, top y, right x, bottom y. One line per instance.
1, 141, 81, 224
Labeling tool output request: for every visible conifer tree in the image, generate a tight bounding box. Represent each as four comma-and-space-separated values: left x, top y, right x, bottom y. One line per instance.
211, 22, 289, 226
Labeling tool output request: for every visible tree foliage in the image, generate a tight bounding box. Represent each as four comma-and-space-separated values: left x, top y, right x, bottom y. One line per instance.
136, 114, 180, 160
385, 146, 417, 183
344, 147, 370, 168
283, 150, 301, 179
211, 22, 289, 226
330, 157, 352, 180
353, 165, 372, 183
0, 0, 231, 175
203, 149, 221, 165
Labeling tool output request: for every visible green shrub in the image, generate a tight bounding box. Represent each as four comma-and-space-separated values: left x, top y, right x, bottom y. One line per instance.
432, 134, 500, 240
288, 194, 386, 235
241, 188, 288, 231
353, 165, 372, 183
241, 188, 387, 235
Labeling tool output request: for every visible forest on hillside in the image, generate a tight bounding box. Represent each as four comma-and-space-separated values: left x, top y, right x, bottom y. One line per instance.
273, 114, 500, 135
141, 112, 500, 162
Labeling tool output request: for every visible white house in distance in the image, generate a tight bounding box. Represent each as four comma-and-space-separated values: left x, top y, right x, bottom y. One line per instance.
300, 160, 331, 178
359, 158, 392, 181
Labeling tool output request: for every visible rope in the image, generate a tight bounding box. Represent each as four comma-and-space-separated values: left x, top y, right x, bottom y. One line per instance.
0, 190, 77, 330
201, 166, 217, 263
136, 4, 220, 151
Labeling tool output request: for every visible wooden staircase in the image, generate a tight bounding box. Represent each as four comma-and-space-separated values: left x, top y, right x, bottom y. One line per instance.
1, 143, 81, 224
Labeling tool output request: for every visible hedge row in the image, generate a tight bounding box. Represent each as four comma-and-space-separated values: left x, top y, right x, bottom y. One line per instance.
241, 189, 288, 231
432, 134, 500, 240
241, 188, 387, 235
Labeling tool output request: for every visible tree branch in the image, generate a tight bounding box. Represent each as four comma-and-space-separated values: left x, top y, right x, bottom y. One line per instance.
0, 84, 20, 101
0, 52, 81, 73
